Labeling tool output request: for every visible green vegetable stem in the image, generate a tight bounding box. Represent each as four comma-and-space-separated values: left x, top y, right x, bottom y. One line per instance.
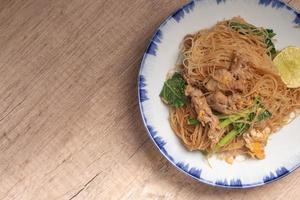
213, 97, 272, 152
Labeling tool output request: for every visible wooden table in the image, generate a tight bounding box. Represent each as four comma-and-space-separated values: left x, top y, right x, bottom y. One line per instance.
0, 0, 299, 199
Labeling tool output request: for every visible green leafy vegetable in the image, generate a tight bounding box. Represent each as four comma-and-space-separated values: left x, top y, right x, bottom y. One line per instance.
159, 73, 187, 107
257, 109, 272, 121
265, 37, 277, 58
266, 29, 276, 38
228, 21, 277, 58
214, 118, 252, 152
229, 22, 261, 34
247, 112, 256, 121
187, 117, 200, 125
213, 97, 272, 152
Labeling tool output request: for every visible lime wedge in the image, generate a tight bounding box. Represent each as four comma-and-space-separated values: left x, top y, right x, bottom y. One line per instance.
273, 46, 300, 88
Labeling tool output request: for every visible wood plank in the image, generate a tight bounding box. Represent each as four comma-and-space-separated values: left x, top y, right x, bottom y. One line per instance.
0, 0, 299, 199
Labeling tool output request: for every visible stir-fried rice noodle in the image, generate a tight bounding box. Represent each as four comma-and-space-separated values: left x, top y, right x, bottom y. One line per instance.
169, 17, 300, 161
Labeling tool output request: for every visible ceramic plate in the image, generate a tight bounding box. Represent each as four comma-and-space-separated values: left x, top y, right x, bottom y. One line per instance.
138, 0, 300, 188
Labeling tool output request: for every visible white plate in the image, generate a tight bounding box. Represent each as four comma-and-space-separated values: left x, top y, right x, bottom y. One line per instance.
138, 0, 300, 188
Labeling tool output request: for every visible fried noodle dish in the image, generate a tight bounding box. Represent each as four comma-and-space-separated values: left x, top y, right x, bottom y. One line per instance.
159, 17, 300, 163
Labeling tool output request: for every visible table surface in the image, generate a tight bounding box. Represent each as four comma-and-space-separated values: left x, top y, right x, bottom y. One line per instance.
0, 0, 300, 199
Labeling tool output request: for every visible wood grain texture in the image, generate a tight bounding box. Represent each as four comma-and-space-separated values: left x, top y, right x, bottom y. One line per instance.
0, 0, 299, 199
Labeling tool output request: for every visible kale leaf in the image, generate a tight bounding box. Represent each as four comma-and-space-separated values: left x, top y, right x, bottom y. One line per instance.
159, 73, 187, 107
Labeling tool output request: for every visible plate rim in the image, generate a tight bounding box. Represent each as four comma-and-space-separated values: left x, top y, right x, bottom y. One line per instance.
137, 0, 300, 188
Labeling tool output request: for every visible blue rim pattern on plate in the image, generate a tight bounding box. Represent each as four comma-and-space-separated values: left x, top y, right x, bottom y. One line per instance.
138, 0, 300, 188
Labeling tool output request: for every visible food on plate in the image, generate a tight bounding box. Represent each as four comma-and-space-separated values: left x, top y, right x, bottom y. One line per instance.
159, 17, 300, 163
